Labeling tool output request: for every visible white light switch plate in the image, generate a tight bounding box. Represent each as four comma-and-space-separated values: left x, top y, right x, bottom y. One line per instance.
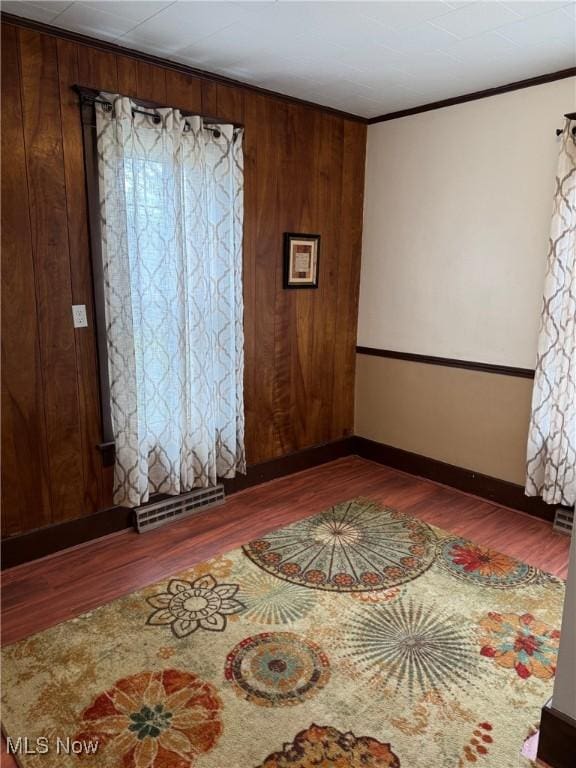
72, 304, 88, 328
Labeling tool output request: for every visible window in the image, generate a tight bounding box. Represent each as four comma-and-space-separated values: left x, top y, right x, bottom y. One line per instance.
79, 88, 245, 507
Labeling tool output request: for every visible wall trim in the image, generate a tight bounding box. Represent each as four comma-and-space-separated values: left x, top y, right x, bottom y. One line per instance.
1, 438, 355, 569
351, 436, 558, 523
356, 346, 536, 379
0, 12, 365, 124
537, 701, 576, 768
367, 66, 576, 124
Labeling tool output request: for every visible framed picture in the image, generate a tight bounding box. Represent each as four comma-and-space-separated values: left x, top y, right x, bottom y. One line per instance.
283, 233, 320, 289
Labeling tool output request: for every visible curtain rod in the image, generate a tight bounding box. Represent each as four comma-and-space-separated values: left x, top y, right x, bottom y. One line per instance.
556, 111, 576, 137
72, 85, 243, 134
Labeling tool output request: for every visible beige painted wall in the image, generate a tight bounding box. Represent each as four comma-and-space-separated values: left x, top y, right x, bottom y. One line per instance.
355, 355, 534, 484
356, 78, 576, 483
359, 77, 576, 368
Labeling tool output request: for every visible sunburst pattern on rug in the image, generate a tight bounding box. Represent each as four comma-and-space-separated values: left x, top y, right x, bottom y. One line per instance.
243, 499, 437, 592
343, 598, 481, 697
0, 498, 564, 768
238, 571, 317, 624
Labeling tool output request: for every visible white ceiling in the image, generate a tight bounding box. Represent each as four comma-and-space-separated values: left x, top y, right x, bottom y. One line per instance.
4, 0, 576, 117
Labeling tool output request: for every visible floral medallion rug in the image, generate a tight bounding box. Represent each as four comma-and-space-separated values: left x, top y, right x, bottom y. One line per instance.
1, 499, 565, 768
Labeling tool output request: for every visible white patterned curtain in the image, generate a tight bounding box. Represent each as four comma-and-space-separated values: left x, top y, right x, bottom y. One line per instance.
96, 95, 245, 508
526, 118, 576, 507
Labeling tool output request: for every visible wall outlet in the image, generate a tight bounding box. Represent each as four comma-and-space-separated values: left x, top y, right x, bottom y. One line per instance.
72, 304, 88, 328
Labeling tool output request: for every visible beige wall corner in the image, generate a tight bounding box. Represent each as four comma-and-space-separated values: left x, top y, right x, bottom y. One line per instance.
354, 354, 534, 485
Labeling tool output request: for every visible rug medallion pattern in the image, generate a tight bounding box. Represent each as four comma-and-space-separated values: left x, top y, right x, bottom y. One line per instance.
437, 537, 538, 589
225, 632, 330, 707
243, 502, 437, 592
1, 498, 565, 767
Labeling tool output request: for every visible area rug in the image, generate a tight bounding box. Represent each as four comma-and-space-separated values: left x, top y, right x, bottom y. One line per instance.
1, 499, 565, 768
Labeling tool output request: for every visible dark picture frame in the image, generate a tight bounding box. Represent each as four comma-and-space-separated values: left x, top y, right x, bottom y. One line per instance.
283, 233, 320, 289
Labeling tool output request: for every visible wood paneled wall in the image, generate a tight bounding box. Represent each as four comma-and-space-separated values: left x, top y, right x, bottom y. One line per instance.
1, 21, 366, 538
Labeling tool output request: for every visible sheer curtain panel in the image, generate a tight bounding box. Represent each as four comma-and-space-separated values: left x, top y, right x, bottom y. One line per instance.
96, 95, 245, 508
526, 118, 576, 507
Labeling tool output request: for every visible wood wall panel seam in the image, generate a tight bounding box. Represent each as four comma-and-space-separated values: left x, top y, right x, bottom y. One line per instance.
337, 122, 366, 436
136, 60, 167, 104
19, 29, 57, 529
55, 38, 93, 519
317, 112, 343, 444
17, 28, 91, 523
1, 24, 52, 534
16, 27, 56, 528
164, 70, 203, 116
77, 46, 118, 92
57, 38, 104, 515
116, 54, 137, 97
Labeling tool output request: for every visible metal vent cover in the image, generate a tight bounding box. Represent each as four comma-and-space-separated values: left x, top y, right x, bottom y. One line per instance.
135, 485, 225, 533
553, 506, 574, 536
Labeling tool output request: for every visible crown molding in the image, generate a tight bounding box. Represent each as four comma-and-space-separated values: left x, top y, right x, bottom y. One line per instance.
3, 12, 574, 129
367, 66, 576, 124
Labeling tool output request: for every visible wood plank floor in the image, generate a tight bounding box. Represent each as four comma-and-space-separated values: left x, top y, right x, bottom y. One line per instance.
0, 456, 568, 767
2, 456, 569, 647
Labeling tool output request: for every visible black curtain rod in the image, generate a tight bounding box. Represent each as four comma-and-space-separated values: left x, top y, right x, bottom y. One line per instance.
72, 84, 243, 134
556, 111, 576, 137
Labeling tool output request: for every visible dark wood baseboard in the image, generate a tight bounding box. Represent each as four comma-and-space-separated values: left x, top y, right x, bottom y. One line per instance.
2, 435, 559, 568
1, 438, 354, 569
351, 436, 558, 523
223, 437, 355, 495
1, 506, 135, 571
538, 701, 576, 768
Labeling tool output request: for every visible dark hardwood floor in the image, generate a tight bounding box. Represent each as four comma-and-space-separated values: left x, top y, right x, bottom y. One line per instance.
1, 456, 569, 647
0, 456, 569, 768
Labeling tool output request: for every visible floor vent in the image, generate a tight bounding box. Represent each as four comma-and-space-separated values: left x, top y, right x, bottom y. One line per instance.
135, 485, 225, 533
553, 506, 574, 536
